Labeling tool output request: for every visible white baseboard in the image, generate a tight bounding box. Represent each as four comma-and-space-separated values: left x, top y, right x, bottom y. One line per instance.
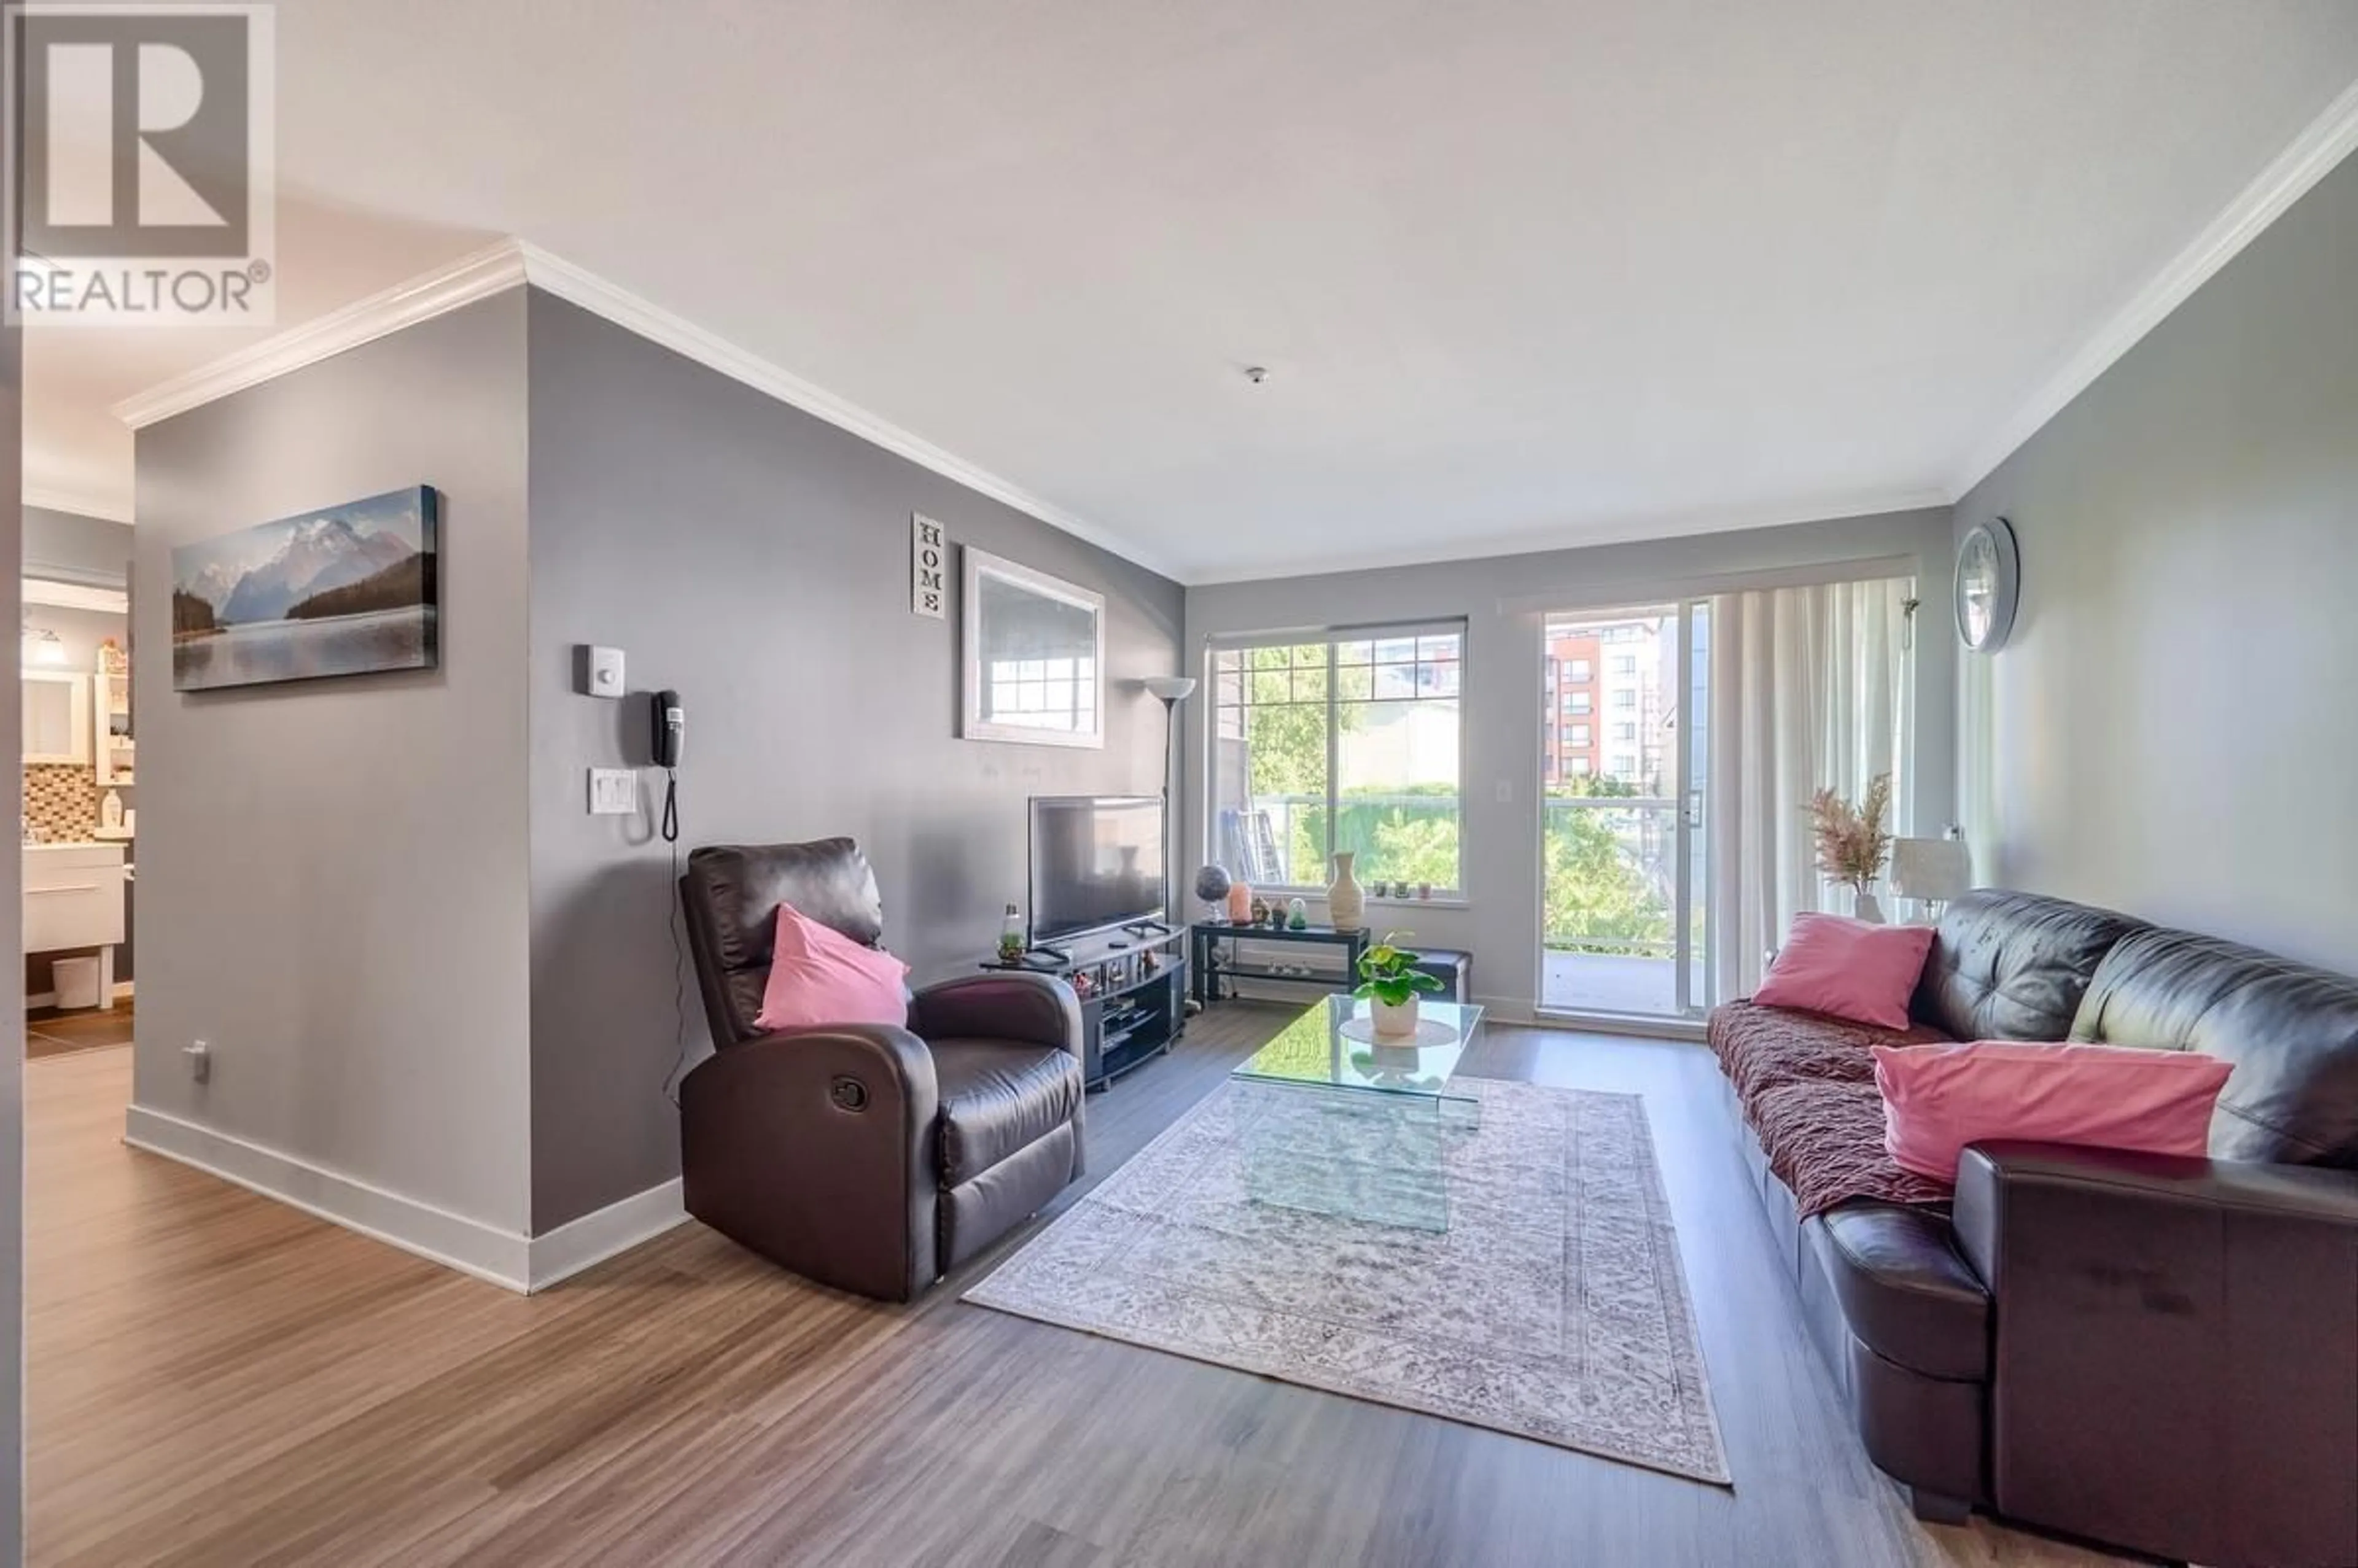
120, 1104, 688, 1294
526, 1179, 688, 1292
123, 1103, 534, 1290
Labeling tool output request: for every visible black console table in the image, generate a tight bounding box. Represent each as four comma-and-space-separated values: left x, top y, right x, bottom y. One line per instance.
981, 928, 1186, 1090
1190, 922, 1369, 1006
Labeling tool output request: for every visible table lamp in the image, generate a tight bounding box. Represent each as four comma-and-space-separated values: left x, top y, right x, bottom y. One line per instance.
1890, 837, 1971, 920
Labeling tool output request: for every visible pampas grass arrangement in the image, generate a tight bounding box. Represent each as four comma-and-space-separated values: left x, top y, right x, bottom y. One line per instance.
1810, 774, 1894, 893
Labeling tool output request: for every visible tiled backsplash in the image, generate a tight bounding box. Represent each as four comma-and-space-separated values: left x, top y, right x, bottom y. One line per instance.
24, 764, 101, 841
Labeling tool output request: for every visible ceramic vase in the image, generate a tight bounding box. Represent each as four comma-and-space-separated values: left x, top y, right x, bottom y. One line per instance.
1853, 888, 1886, 923
1372, 996, 1420, 1039
1326, 851, 1365, 931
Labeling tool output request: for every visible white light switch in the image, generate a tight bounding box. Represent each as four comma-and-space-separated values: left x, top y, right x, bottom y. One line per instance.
588, 767, 637, 815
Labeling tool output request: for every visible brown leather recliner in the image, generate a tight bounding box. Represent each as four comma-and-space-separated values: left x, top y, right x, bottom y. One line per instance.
677, 837, 1086, 1302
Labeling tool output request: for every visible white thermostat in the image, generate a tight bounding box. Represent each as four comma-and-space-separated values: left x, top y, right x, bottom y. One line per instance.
582, 645, 626, 697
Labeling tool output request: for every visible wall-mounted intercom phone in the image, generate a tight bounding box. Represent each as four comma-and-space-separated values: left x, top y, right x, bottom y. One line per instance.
653, 689, 685, 769
652, 689, 685, 841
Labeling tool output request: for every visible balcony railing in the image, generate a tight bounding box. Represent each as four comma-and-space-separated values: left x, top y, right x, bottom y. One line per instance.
1220, 789, 1697, 1016
1220, 791, 1465, 892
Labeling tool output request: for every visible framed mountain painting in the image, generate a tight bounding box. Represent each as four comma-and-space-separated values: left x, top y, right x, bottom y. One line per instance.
171, 486, 441, 691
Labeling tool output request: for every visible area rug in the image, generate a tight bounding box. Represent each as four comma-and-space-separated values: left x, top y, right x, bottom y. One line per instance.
966, 1076, 1730, 1485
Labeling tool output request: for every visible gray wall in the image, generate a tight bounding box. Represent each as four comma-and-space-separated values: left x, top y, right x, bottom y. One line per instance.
524, 290, 1185, 1232
2, 294, 25, 1567
1184, 507, 1957, 1015
20, 603, 127, 675
131, 293, 536, 1235
23, 506, 130, 585
1955, 154, 2358, 974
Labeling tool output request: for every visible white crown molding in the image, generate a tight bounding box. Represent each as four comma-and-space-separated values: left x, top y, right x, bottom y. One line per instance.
21, 486, 133, 524
23, 578, 129, 612
107, 236, 1181, 581
1186, 487, 1952, 586
109, 239, 531, 430
512, 243, 1181, 580
1950, 76, 2358, 498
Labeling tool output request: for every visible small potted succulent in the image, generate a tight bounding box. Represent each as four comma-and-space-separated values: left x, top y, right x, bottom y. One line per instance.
1354, 931, 1446, 1039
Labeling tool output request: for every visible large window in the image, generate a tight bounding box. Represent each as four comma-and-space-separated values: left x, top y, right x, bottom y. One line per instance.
1210, 624, 1465, 895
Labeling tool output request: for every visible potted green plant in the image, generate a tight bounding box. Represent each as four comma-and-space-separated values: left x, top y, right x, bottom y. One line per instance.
1355, 931, 1447, 1039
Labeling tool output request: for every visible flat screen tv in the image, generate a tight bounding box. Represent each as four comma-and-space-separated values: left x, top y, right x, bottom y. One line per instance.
1029, 794, 1166, 947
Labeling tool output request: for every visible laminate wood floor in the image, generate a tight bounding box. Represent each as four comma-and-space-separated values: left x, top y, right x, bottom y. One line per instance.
25, 1001, 134, 1059
26, 1011, 2131, 1568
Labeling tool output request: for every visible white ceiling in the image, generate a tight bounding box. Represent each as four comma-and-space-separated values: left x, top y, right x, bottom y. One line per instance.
26, 0, 2358, 582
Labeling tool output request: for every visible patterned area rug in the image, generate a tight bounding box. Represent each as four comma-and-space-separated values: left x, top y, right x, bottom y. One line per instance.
967, 1076, 1730, 1485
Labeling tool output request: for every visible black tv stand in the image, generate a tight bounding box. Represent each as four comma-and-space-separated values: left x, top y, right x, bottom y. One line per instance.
980, 928, 1187, 1090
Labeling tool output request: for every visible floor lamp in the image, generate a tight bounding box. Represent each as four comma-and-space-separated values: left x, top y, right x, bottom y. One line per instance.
1143, 675, 1197, 930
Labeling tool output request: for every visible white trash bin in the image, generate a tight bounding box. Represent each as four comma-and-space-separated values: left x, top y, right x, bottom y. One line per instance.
52, 955, 103, 1011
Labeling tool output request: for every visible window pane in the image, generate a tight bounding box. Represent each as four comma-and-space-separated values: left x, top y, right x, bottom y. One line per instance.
1210, 696, 1329, 888
1334, 688, 1461, 894
1207, 627, 1463, 896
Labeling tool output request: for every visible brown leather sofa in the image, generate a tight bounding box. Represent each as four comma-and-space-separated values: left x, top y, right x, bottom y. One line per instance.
1711, 890, 2358, 1568
678, 837, 1086, 1302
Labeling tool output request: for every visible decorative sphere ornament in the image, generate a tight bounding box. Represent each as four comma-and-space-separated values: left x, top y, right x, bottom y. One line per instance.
1194, 864, 1232, 905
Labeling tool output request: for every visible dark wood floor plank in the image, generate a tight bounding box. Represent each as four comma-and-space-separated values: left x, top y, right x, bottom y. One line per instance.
26, 1010, 2126, 1567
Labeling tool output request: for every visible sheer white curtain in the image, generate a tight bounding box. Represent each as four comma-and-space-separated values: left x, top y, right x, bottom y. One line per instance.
1706, 576, 1912, 999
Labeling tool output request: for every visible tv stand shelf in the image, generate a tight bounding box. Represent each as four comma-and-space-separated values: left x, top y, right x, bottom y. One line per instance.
981, 928, 1186, 1090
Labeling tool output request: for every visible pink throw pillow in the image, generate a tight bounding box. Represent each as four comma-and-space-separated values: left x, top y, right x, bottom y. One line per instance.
1752, 913, 1937, 1031
753, 901, 911, 1033
1874, 1041, 2232, 1182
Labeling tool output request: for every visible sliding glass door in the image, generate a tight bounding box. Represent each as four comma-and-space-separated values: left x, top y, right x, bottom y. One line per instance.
1537, 602, 1712, 1020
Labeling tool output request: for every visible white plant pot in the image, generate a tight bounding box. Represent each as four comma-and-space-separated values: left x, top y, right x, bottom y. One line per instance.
1371, 996, 1420, 1039
1853, 889, 1886, 923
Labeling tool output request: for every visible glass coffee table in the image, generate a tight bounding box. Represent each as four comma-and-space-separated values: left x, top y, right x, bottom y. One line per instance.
1229, 995, 1485, 1232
